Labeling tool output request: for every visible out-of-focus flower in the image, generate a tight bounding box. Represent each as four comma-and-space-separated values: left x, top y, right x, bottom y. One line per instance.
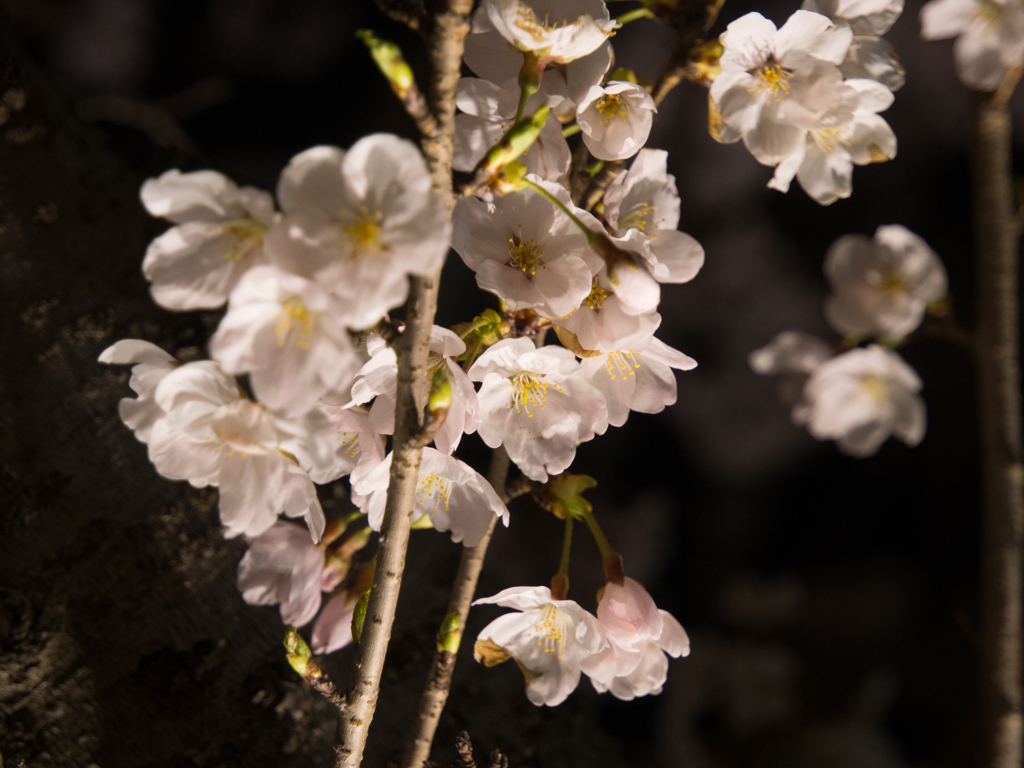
823, 225, 947, 339
311, 588, 360, 654
266, 135, 450, 329
474, 585, 607, 706
576, 81, 656, 161
800, 344, 926, 456
99, 339, 180, 443
469, 338, 608, 481
209, 266, 359, 416
237, 520, 325, 627
582, 578, 690, 700
921, 0, 1024, 90
483, 0, 618, 65
140, 169, 275, 311
749, 330, 836, 423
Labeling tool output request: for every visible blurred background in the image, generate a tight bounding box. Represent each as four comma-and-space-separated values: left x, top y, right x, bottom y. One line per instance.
1, 0, 1021, 766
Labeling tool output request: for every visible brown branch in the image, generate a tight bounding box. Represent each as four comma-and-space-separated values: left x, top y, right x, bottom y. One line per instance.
333, 2, 471, 767
973, 87, 1024, 768
401, 448, 511, 768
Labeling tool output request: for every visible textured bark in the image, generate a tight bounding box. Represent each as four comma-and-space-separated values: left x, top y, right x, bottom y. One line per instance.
973, 92, 1024, 768
401, 448, 510, 768
333, 2, 472, 765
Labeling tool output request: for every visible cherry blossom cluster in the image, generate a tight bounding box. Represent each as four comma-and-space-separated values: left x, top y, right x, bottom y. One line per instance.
750, 225, 948, 457
710, 0, 904, 205
921, 0, 1024, 91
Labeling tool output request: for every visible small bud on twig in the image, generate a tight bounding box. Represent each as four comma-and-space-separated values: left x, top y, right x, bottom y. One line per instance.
357, 29, 437, 137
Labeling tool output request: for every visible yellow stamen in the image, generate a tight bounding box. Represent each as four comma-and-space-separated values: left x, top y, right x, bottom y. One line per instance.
604, 349, 641, 380
596, 93, 631, 126
276, 297, 314, 349
508, 231, 545, 276
584, 278, 609, 311
219, 218, 267, 261
342, 205, 385, 253
749, 61, 792, 101
510, 371, 562, 416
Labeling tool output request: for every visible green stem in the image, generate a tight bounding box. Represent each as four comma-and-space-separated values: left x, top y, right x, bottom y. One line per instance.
580, 508, 612, 559
615, 7, 655, 23
559, 516, 574, 577
516, 85, 531, 124
561, 123, 581, 138
521, 177, 595, 243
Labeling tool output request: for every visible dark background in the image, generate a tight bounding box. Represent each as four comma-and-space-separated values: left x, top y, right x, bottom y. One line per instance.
1, 0, 1021, 766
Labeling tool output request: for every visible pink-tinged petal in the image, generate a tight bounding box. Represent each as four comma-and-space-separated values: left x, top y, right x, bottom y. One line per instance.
311, 590, 357, 654
655, 610, 691, 657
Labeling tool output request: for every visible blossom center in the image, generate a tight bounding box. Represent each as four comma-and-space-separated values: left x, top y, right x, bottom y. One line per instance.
596, 94, 631, 126
508, 233, 545, 276
416, 472, 452, 512
750, 62, 792, 100
219, 218, 267, 261
584, 278, 609, 311
976, 0, 1004, 25
511, 371, 561, 416
860, 375, 887, 402
513, 3, 569, 44
622, 201, 658, 237
604, 349, 641, 379
528, 604, 570, 658
209, 401, 274, 456
879, 270, 907, 298
342, 206, 385, 252
276, 297, 315, 350
811, 126, 854, 155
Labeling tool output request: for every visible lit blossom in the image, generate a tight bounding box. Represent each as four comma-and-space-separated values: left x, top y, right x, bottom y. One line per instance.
553, 278, 661, 352
453, 77, 571, 182
351, 447, 509, 547
768, 78, 897, 205
265, 135, 450, 329
473, 586, 607, 706
209, 266, 360, 416
469, 338, 608, 482
710, 11, 855, 165
800, 344, 926, 456
749, 330, 836, 423
483, 0, 618, 65
577, 81, 656, 161
823, 225, 947, 339
140, 169, 275, 311
603, 150, 706, 284
579, 337, 697, 428
347, 326, 478, 455
118, 356, 326, 540
582, 578, 690, 700
803, 0, 906, 89
237, 520, 327, 627
452, 178, 594, 318
99, 339, 179, 443
463, 6, 612, 116
921, 0, 1024, 90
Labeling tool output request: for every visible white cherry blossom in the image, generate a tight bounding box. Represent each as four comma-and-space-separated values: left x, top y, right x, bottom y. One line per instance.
99, 339, 179, 443
553, 279, 661, 353
582, 578, 690, 700
237, 520, 327, 628
142, 361, 326, 540
209, 266, 360, 416
823, 225, 947, 339
603, 150, 706, 284
803, 0, 906, 89
140, 169, 275, 311
483, 0, 618, 65
347, 326, 478, 455
312, 588, 359, 654
711, 11, 855, 165
768, 79, 897, 205
800, 344, 926, 457
921, 0, 1024, 90
453, 77, 571, 182
577, 81, 656, 161
749, 330, 836, 423
469, 338, 608, 482
580, 337, 697, 428
351, 447, 509, 547
265, 135, 450, 329
473, 586, 607, 706
452, 178, 594, 319
463, 6, 612, 115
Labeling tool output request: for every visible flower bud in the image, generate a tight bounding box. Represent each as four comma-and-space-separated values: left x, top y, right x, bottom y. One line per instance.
473, 105, 551, 184
436, 610, 462, 654
356, 30, 416, 99
351, 586, 371, 643
539, 473, 598, 520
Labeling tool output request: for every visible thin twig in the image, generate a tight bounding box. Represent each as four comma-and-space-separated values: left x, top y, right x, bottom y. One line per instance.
333, 2, 472, 766
973, 87, 1024, 768
401, 448, 511, 768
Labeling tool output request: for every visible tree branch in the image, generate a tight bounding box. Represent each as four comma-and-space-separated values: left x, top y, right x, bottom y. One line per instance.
973, 87, 1024, 768
333, 2, 472, 766
401, 448, 511, 768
